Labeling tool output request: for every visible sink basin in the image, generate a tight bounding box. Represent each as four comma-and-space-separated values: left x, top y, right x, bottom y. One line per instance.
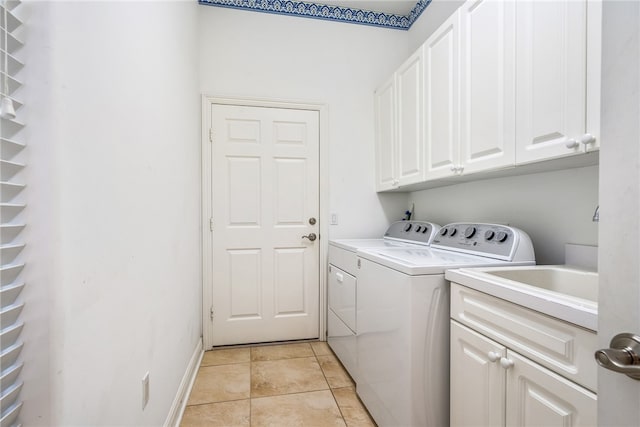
445, 266, 598, 331
485, 267, 598, 302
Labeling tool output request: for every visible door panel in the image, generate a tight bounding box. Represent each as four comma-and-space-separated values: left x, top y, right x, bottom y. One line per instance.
397, 51, 424, 186
227, 157, 261, 226
459, 0, 515, 174
450, 320, 506, 427
211, 104, 320, 345
375, 76, 396, 191
515, 0, 587, 163
424, 11, 459, 180
506, 350, 597, 426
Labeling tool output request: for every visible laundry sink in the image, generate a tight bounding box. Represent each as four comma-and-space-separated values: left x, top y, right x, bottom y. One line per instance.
445, 266, 599, 331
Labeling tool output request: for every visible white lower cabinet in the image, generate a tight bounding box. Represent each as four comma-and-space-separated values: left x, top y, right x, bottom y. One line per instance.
451, 321, 596, 427
450, 279, 598, 427
451, 321, 507, 427
505, 350, 597, 427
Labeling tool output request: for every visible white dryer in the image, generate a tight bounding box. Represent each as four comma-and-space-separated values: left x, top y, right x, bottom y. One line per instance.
327, 221, 441, 381
356, 223, 536, 427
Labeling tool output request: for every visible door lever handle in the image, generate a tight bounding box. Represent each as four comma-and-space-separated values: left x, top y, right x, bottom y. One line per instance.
595, 333, 640, 380
302, 233, 317, 242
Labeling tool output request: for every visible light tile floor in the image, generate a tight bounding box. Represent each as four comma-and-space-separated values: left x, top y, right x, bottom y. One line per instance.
180, 341, 376, 427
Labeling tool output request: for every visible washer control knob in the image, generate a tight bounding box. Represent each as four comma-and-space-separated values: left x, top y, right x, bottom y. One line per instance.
404, 223, 413, 232
422, 227, 429, 234
485, 230, 495, 241
464, 226, 476, 239
415, 225, 422, 233
496, 231, 508, 243
450, 228, 458, 237
439, 228, 448, 236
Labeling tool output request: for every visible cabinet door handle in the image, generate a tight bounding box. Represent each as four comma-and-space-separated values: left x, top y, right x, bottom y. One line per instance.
457, 165, 464, 175
580, 133, 596, 147
566, 139, 580, 149
487, 351, 501, 363
336, 272, 344, 283
450, 165, 458, 173
500, 357, 514, 370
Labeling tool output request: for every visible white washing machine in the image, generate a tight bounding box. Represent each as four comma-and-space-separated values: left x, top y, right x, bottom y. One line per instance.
327, 221, 441, 381
356, 223, 536, 427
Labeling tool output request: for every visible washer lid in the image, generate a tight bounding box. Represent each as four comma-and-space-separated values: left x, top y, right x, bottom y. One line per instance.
357, 246, 526, 275
330, 238, 424, 253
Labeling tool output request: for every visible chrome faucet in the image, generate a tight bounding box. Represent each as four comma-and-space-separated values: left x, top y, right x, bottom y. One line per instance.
592, 206, 600, 222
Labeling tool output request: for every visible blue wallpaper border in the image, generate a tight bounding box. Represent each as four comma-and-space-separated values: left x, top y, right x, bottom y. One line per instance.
198, 0, 431, 31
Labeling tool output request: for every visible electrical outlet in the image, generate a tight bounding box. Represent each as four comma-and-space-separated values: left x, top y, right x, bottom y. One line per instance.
330, 213, 338, 225
142, 372, 150, 410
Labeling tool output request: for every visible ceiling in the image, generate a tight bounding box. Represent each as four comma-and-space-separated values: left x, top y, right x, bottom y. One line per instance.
319, 1, 419, 16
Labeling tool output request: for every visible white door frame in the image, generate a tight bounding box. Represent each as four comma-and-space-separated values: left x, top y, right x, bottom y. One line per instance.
201, 95, 329, 350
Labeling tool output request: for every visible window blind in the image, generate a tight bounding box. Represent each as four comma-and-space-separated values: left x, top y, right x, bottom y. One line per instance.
0, 1, 24, 426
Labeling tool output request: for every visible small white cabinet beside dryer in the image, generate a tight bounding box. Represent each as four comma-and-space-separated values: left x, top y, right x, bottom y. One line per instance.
327, 244, 358, 380
449, 283, 597, 427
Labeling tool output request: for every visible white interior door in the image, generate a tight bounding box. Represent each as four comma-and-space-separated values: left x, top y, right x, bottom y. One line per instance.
208, 104, 320, 346
597, 1, 640, 425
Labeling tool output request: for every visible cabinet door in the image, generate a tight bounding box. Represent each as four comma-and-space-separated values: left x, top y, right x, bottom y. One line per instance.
396, 51, 424, 186
450, 321, 506, 427
515, 0, 588, 163
374, 75, 397, 191
459, 0, 515, 175
505, 350, 597, 427
424, 11, 460, 180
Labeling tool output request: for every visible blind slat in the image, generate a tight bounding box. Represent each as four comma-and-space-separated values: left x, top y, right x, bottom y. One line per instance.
1, 1, 24, 425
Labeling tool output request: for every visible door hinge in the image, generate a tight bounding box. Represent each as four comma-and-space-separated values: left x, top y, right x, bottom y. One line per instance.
209, 128, 214, 143
210, 306, 215, 320
209, 218, 214, 231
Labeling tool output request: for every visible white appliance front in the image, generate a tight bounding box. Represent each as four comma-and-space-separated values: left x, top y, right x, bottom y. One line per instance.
327, 221, 441, 383
355, 223, 536, 427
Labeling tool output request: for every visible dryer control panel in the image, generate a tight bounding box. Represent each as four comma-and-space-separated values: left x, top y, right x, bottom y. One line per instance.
431, 223, 535, 262
383, 221, 441, 246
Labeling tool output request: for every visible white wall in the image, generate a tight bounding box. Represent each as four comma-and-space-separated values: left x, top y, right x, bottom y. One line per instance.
23, 1, 202, 425
198, 6, 409, 238
409, 166, 599, 265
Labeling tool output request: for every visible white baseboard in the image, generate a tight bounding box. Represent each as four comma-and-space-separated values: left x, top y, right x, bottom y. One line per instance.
164, 337, 204, 427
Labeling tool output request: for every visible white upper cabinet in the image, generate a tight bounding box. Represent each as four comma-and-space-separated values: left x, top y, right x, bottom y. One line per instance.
396, 51, 425, 186
459, 0, 516, 174
515, 0, 600, 163
375, 50, 425, 191
374, 75, 397, 191
424, 10, 460, 181
374, 0, 601, 191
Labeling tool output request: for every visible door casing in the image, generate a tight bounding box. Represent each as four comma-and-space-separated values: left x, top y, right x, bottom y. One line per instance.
201, 95, 329, 350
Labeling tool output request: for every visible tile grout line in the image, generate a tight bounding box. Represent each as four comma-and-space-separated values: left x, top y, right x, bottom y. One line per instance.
249, 346, 253, 427
314, 345, 349, 425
